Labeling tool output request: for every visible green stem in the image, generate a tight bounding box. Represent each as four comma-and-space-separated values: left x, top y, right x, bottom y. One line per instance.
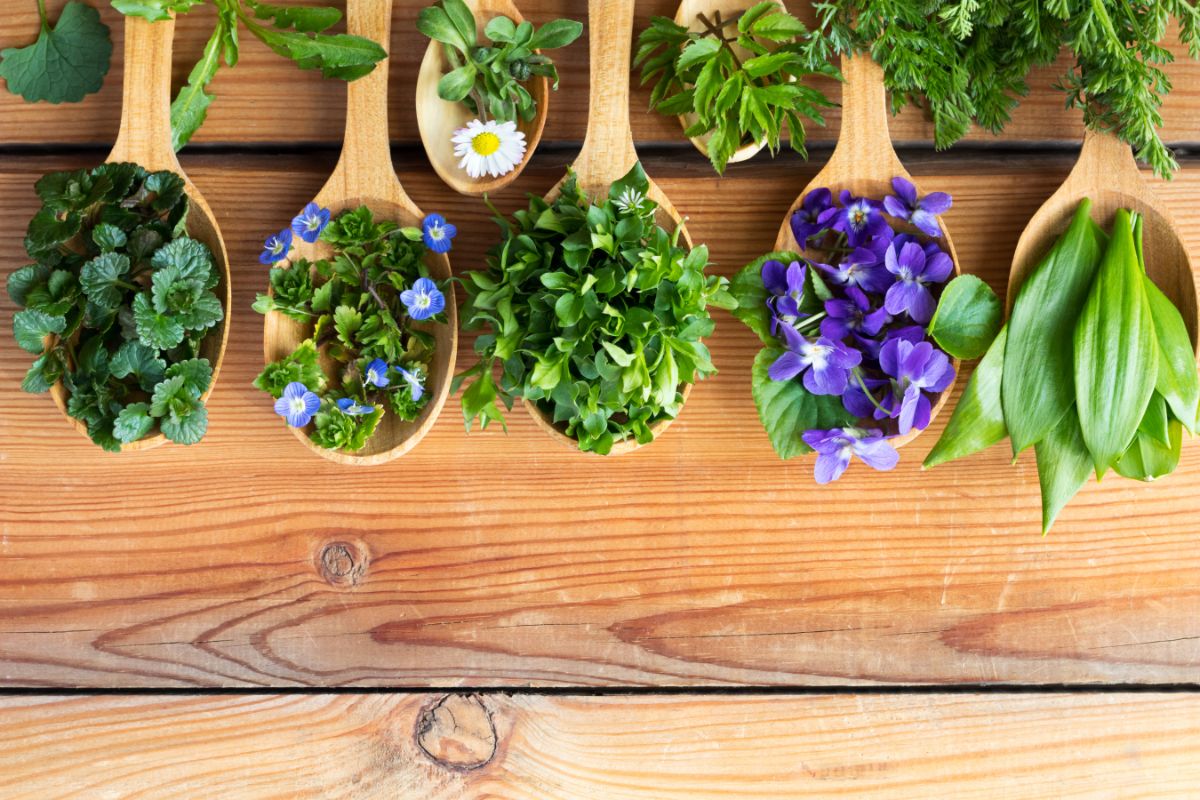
853, 369, 893, 417
795, 311, 826, 331
36, 0, 48, 31
116, 280, 141, 292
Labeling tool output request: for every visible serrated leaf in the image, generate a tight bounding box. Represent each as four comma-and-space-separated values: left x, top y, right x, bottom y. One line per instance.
92, 223, 127, 252
0, 2, 112, 103
110, 341, 167, 391
133, 292, 185, 350
161, 404, 207, 445
925, 326, 1008, 468
928, 274, 1002, 359
152, 237, 215, 287
1034, 406, 1093, 535
751, 347, 854, 459
113, 402, 155, 444
13, 308, 65, 353
7, 263, 51, 306
333, 304, 363, 347
165, 357, 212, 397
676, 37, 720, 72
79, 252, 131, 310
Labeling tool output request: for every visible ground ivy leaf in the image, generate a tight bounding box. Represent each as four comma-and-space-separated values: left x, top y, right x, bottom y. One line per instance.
113, 402, 155, 444
925, 325, 1008, 468
13, 308, 65, 353
928, 274, 1002, 359
0, 1, 112, 104
133, 292, 185, 350
165, 357, 212, 397
80, 252, 131, 310
110, 341, 166, 391
1035, 406, 1093, 535
161, 404, 207, 445
751, 346, 854, 459
1004, 199, 1107, 455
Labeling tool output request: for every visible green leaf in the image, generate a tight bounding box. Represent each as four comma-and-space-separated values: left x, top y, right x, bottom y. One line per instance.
161, 404, 207, 445
925, 326, 1008, 468
928, 274, 1003, 359
417, 5, 470, 52
168, 20, 223, 151
110, 341, 166, 391
440, 0, 478, 51
1143, 277, 1199, 433
246, 0, 341, 33
334, 304, 363, 347
1034, 407, 1093, 535
133, 292, 185, 350
22, 348, 66, 393
676, 38, 720, 72
111, 0, 202, 22
113, 402, 155, 444
92, 223, 127, 252
152, 237, 215, 288
484, 16, 516, 43
1115, 416, 1183, 482
254, 339, 325, 399
247, 24, 386, 81
1073, 209, 1158, 476
748, 7, 807, 41
731, 253, 778, 345
460, 366, 507, 432
166, 357, 212, 397
0, 1, 112, 103
528, 19, 583, 50
13, 308, 65, 353
751, 347, 854, 459
80, 252, 131, 310
1004, 199, 1107, 455
437, 64, 477, 103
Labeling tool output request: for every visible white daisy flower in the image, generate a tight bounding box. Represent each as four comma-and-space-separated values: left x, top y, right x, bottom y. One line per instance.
452, 119, 527, 179
614, 187, 646, 215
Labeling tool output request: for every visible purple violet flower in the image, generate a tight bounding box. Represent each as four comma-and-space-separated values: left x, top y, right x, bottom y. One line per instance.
841, 374, 889, 419
769, 324, 862, 395
820, 285, 890, 341
819, 246, 893, 294
801, 427, 899, 483
879, 338, 956, 434
883, 241, 953, 324
274, 382, 320, 428
883, 177, 953, 238
259, 227, 292, 265
789, 188, 833, 250
818, 190, 888, 247
762, 259, 807, 331
292, 202, 331, 244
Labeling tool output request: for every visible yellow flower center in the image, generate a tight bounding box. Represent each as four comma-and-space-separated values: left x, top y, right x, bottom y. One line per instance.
471, 131, 501, 156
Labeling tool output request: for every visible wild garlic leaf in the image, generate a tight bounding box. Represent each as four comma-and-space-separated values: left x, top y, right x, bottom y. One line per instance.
1034, 407, 1093, 535
925, 325, 1007, 469
1073, 209, 1158, 477
751, 347, 854, 458
1143, 276, 1200, 434
1114, 414, 1183, 483
13, 308, 65, 353
1003, 199, 1107, 456
928, 274, 1002, 359
0, 1, 112, 104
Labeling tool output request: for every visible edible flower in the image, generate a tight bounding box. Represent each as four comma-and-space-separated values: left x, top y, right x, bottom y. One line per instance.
801, 427, 899, 483
395, 365, 425, 402
789, 188, 832, 249
400, 277, 446, 321
761, 258, 807, 330
819, 246, 893, 294
819, 190, 888, 247
614, 187, 648, 215
879, 338, 955, 434
422, 214, 457, 254
274, 382, 320, 427
336, 398, 376, 416
364, 358, 391, 388
883, 240, 953, 324
292, 202, 331, 244
821, 285, 890, 341
452, 118, 527, 179
768, 324, 862, 395
259, 227, 292, 265
883, 177, 953, 238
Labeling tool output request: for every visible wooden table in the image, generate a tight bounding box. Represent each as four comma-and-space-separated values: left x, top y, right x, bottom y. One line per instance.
1, 2, 1198, 796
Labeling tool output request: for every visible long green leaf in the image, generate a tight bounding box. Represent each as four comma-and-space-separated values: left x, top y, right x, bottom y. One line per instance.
1114, 415, 1183, 482
1143, 276, 1199, 433
1034, 407, 1092, 535
924, 325, 1007, 468
1073, 209, 1158, 476
1003, 199, 1107, 455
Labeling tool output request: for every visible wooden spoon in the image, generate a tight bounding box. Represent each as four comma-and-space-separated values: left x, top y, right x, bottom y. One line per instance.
416, 0, 549, 195
48, 14, 231, 452
1008, 128, 1199, 350
773, 53, 962, 449
524, 0, 694, 455
262, 0, 458, 466
672, 0, 781, 165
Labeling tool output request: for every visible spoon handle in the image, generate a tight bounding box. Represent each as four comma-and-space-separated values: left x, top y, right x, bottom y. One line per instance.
826, 53, 903, 182
577, 0, 638, 183
108, 15, 182, 171
1068, 128, 1145, 195
331, 0, 404, 202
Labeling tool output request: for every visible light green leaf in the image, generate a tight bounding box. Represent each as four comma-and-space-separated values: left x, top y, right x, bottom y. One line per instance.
1115, 417, 1183, 482
925, 326, 1008, 468
1143, 276, 1199, 433
133, 292, 185, 350
528, 19, 582, 50
437, 64, 477, 103
166, 357, 212, 397
333, 304, 362, 347
676, 38, 720, 72
1034, 406, 1093, 535
928, 274, 1003, 359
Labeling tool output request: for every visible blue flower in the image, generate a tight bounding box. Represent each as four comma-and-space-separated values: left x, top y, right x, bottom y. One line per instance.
401, 277, 446, 321
422, 213, 457, 254
274, 382, 320, 427
259, 227, 293, 265
364, 358, 391, 388
292, 202, 331, 244
336, 398, 376, 416
395, 365, 425, 402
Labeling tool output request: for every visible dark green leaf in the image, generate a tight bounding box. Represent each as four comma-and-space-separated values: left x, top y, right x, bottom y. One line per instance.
80, 252, 131, 310
13, 308, 65, 353
751, 347, 854, 459
110, 341, 167, 391
0, 1, 112, 103
133, 292, 185, 350
113, 402, 155, 444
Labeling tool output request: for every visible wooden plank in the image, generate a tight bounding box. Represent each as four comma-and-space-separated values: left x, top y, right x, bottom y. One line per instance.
1, 692, 1198, 798
1, 151, 1199, 687
3, 1, 1200, 148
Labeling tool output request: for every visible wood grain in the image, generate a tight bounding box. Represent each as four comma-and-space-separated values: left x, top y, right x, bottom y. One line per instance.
1, 692, 1198, 798
5, 1, 1200, 150
2, 151, 1199, 687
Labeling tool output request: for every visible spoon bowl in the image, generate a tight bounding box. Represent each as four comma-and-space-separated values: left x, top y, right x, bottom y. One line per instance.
672, 0, 780, 165
416, 0, 549, 195
1008, 129, 1198, 350
49, 14, 231, 452
773, 54, 961, 449
525, 0, 694, 455
262, 0, 457, 465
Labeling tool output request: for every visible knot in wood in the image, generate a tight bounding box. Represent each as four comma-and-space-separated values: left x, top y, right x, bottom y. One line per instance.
415, 694, 497, 771
316, 541, 367, 587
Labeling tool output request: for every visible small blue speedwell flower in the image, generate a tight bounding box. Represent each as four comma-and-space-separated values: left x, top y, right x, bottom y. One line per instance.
395, 365, 425, 401
401, 277, 446, 321
336, 398, 376, 416
292, 202, 331, 244
422, 214, 457, 254
274, 382, 320, 427
259, 227, 292, 265
364, 358, 391, 388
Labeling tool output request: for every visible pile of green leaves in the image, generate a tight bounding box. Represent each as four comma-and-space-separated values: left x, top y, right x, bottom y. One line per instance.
0, 1, 112, 103
635, 1, 836, 174
418, 0, 581, 124
9, 162, 223, 450
802, 0, 1200, 177
456, 164, 734, 455
927, 200, 1200, 532
253, 206, 445, 453
1, 0, 387, 151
